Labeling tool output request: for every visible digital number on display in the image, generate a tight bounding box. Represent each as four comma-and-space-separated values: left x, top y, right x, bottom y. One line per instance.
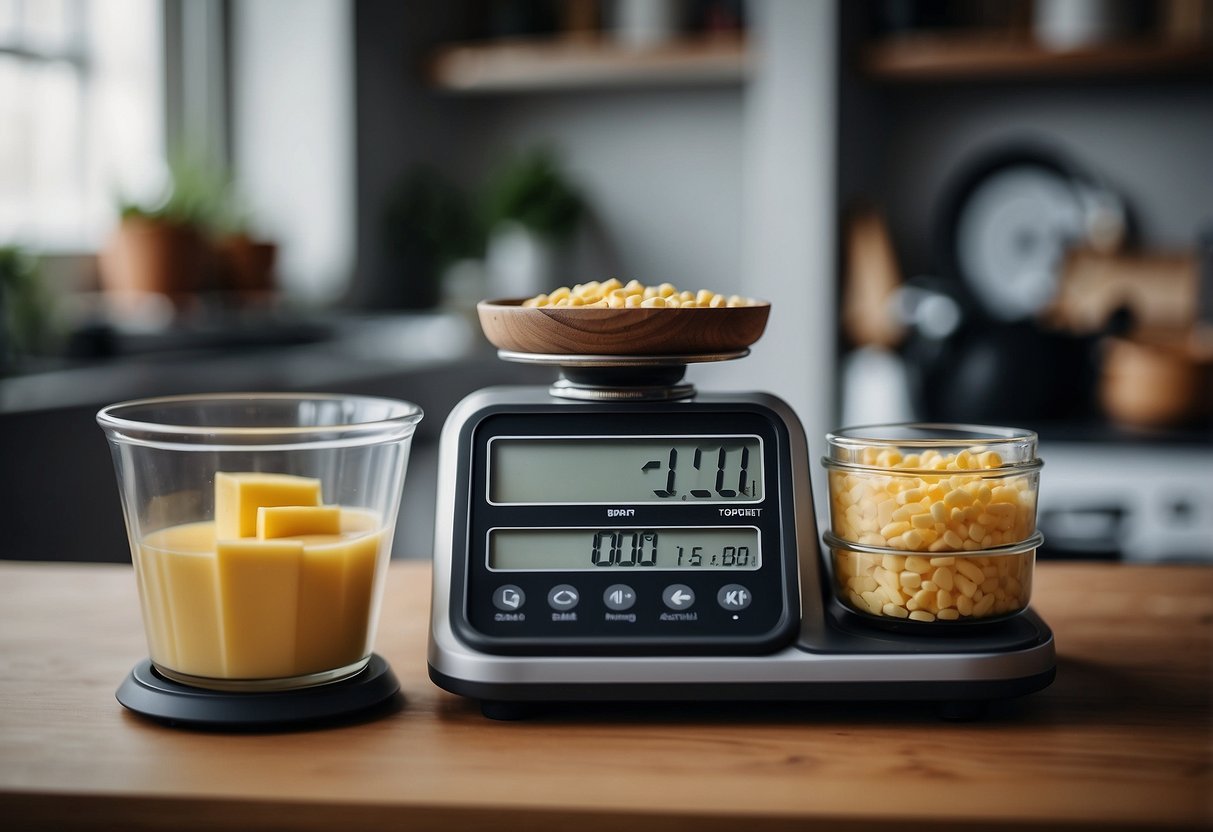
489, 437, 764, 504
488, 527, 761, 571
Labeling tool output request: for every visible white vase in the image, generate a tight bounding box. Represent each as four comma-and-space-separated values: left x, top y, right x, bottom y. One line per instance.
486, 222, 557, 300
1034, 0, 1130, 50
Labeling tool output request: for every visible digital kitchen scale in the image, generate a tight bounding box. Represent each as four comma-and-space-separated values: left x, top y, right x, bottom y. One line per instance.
428, 344, 1056, 720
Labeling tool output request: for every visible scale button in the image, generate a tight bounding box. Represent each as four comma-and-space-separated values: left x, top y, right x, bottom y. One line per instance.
547, 584, 580, 611
603, 584, 637, 611
717, 584, 752, 611
492, 585, 526, 612
662, 584, 696, 610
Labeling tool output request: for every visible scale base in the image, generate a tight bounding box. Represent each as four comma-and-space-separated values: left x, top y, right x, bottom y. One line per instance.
428, 609, 1056, 722
117, 654, 401, 728
433, 665, 1057, 722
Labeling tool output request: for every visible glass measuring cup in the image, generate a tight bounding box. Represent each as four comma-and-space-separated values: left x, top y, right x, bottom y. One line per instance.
98, 393, 422, 691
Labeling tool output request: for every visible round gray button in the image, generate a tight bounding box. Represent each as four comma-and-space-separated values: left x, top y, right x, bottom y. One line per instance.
547, 584, 580, 611
492, 585, 525, 612
717, 584, 752, 611
603, 584, 637, 611
662, 584, 696, 610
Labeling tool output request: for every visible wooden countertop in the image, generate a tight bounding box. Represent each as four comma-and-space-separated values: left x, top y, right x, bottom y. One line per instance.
1, 561, 1210, 831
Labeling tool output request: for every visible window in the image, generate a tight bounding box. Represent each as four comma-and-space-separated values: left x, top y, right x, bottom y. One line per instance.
0, 0, 163, 250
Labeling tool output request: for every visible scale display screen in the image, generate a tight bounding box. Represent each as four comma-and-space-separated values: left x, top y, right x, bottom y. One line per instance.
489, 436, 763, 504
488, 527, 761, 571
452, 405, 799, 654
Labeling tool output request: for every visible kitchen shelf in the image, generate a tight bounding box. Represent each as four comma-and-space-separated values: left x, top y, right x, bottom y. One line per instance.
862, 34, 1213, 81
429, 36, 749, 93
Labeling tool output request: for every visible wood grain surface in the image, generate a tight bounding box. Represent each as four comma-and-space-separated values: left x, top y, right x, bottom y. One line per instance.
430, 36, 749, 93
1, 561, 1210, 831
862, 35, 1213, 81
477, 299, 771, 355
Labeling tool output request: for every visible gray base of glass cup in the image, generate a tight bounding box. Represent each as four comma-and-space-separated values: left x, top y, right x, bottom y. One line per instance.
116, 654, 401, 727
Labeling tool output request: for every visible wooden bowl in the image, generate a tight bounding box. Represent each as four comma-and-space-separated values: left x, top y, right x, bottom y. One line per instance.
477, 298, 771, 355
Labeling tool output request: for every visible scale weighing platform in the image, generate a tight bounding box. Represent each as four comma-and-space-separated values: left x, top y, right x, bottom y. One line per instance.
428, 349, 1056, 719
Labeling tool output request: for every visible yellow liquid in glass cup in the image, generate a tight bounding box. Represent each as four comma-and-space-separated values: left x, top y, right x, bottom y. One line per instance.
134, 507, 386, 685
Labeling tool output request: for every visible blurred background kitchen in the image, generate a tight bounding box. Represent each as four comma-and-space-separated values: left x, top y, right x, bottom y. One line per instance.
1, 0, 1210, 564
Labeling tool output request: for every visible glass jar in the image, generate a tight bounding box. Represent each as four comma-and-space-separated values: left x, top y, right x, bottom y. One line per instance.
824, 531, 1040, 624
821, 423, 1043, 626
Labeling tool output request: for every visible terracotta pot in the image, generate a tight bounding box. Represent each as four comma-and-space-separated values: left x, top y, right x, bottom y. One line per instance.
100, 218, 208, 301
217, 234, 277, 296
1101, 330, 1213, 429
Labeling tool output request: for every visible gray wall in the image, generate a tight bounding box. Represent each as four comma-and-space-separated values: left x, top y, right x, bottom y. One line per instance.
231, 0, 357, 303
458, 87, 747, 295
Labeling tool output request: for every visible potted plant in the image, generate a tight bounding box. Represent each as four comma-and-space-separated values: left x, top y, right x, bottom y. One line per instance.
482, 148, 584, 300
212, 196, 278, 299
0, 246, 54, 373
101, 157, 230, 303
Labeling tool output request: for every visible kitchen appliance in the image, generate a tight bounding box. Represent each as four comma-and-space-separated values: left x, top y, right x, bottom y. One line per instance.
428, 307, 1056, 718
898, 144, 1128, 424
940, 144, 1127, 324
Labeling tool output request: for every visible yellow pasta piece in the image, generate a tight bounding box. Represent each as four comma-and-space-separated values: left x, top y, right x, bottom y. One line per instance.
521, 281, 758, 308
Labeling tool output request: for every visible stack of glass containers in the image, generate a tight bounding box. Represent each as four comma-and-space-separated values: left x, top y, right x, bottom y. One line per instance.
822, 424, 1043, 627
